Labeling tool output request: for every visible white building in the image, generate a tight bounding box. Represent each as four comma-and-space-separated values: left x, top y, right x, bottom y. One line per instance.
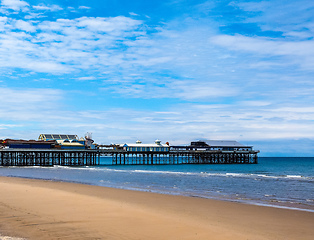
121, 140, 169, 152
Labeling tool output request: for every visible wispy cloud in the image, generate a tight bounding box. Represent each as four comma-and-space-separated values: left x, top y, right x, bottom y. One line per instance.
0, 12, 145, 73
211, 34, 314, 69
33, 4, 63, 12
78, 6, 91, 10
0, 87, 63, 121
235, 0, 314, 35
76, 76, 96, 81
109, 79, 239, 100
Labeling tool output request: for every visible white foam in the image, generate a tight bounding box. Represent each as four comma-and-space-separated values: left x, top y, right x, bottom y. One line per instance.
286, 175, 302, 178
75, 168, 313, 182
241, 201, 314, 213
0, 235, 26, 240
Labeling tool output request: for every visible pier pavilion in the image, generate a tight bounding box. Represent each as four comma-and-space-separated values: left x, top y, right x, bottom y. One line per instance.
118, 140, 170, 152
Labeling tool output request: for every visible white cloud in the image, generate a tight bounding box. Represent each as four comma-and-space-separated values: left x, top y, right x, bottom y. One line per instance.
0, 16, 9, 30
211, 34, 314, 56
210, 34, 314, 70
171, 81, 239, 100
0, 7, 313, 106
110, 80, 239, 100
236, 1, 314, 24
0, 15, 145, 73
33, 4, 63, 12
78, 6, 91, 10
101, 102, 314, 144
76, 16, 142, 33
129, 12, 139, 16
76, 76, 96, 81
1, 0, 29, 11
14, 19, 36, 32
0, 87, 63, 121
0, 87, 62, 104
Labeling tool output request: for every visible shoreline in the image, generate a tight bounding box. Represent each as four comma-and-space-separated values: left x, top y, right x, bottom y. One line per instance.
1, 176, 314, 240
1, 174, 314, 213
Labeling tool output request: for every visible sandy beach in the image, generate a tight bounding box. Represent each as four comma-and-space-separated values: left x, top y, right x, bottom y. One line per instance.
0, 176, 313, 240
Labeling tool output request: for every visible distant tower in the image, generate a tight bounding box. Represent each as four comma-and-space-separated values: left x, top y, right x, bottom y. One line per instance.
85, 132, 92, 140
85, 132, 94, 148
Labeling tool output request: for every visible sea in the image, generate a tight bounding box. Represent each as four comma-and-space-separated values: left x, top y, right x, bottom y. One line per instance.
0, 157, 313, 212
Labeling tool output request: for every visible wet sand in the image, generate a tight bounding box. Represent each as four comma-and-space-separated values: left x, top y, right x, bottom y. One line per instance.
0, 176, 313, 240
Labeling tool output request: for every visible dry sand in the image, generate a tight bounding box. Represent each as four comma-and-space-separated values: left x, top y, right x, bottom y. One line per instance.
0, 176, 313, 240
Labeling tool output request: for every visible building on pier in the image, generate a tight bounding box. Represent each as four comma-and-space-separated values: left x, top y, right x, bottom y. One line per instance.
170, 140, 253, 151
0, 139, 57, 149
38, 134, 78, 141
38, 134, 92, 149
120, 140, 170, 152
187, 140, 253, 151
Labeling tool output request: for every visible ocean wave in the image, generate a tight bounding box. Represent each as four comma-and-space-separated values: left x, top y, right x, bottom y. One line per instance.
2, 165, 313, 182
75, 167, 314, 181
83, 166, 314, 180
286, 175, 303, 178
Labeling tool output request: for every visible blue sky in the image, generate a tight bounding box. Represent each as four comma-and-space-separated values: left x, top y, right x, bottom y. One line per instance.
1, 0, 314, 156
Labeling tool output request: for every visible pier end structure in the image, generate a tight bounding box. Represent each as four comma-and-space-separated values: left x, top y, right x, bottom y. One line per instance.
108, 139, 259, 165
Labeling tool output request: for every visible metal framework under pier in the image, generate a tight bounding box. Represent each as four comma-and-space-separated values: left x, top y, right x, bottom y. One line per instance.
0, 149, 100, 166
0, 149, 258, 166
110, 150, 258, 165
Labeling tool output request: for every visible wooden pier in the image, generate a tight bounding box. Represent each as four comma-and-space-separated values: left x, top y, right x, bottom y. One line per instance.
109, 150, 258, 165
0, 148, 258, 166
0, 149, 100, 166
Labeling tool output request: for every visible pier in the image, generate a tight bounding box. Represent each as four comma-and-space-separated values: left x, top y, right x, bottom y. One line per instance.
106, 139, 259, 165
0, 148, 258, 166
109, 150, 258, 165
0, 138, 259, 166
0, 149, 100, 166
